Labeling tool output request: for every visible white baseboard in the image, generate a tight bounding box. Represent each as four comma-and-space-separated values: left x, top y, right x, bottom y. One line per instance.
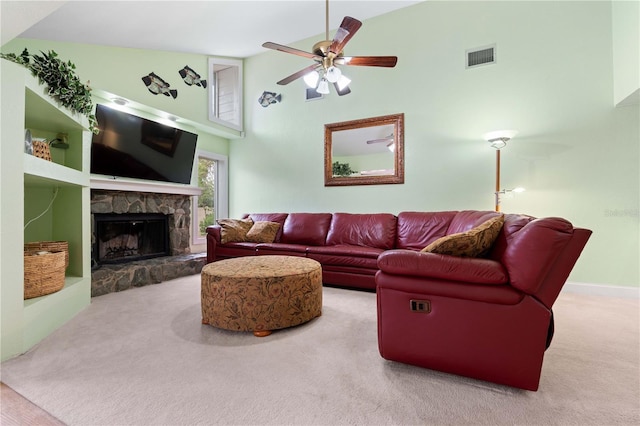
563, 282, 640, 299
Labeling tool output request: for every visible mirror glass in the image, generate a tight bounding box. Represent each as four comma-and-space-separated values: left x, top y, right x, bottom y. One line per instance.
324, 113, 404, 186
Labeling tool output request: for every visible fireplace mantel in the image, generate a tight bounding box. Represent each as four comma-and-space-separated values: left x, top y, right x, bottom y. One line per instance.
91, 176, 202, 196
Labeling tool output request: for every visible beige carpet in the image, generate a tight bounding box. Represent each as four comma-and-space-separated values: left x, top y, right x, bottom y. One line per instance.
1, 275, 638, 425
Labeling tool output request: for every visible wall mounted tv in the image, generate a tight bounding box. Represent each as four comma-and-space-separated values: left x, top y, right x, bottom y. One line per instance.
91, 104, 198, 185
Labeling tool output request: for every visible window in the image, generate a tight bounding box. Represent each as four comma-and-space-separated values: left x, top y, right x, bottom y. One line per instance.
208, 57, 243, 132
192, 151, 228, 245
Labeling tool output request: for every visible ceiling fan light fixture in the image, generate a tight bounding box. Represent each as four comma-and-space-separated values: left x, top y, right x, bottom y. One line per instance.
336, 74, 351, 91
387, 142, 395, 152
303, 70, 320, 88
317, 78, 330, 95
483, 130, 518, 150
262, 1, 397, 94
325, 66, 342, 83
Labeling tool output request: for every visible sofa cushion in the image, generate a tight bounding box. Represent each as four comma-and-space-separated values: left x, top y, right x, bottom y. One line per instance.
446, 210, 503, 235
215, 242, 258, 259
217, 218, 254, 244
421, 214, 505, 257
245, 221, 281, 243
255, 243, 308, 256
306, 245, 383, 269
488, 213, 535, 260
281, 213, 332, 246
378, 249, 508, 285
326, 213, 397, 250
396, 211, 457, 250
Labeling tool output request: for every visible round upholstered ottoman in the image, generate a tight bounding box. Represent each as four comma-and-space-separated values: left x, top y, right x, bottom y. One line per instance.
201, 256, 323, 336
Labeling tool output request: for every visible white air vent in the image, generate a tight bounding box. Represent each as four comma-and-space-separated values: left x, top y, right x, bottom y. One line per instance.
466, 44, 496, 68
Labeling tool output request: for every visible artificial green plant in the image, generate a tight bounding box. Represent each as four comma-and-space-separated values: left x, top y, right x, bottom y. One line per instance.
332, 161, 358, 177
1, 48, 98, 133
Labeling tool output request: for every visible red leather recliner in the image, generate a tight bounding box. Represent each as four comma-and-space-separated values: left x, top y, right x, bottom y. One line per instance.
376, 213, 592, 391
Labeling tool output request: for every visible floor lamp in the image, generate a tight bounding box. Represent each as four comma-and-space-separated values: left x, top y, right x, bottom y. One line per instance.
483, 130, 523, 212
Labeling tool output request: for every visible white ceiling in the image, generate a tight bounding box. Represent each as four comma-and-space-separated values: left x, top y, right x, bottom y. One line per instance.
2, 0, 423, 58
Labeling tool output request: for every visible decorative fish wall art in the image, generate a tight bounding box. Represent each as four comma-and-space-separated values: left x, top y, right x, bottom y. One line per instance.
141, 72, 178, 99
258, 91, 282, 108
179, 66, 207, 88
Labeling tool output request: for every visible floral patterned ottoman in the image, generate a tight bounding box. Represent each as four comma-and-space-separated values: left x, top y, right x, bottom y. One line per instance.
201, 256, 322, 336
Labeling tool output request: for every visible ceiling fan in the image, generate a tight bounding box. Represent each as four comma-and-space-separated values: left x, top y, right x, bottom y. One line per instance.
366, 134, 395, 152
262, 0, 398, 96
366, 134, 394, 145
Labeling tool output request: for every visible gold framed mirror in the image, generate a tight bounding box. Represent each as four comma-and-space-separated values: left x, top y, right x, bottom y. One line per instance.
324, 113, 404, 186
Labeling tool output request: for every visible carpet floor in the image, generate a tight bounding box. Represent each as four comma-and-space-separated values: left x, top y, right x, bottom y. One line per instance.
1, 275, 638, 425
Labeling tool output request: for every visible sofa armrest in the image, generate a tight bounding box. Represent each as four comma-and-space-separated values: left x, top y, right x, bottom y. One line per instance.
206, 225, 222, 263
377, 249, 508, 285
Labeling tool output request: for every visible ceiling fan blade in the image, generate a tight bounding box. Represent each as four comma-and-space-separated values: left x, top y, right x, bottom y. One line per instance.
277, 64, 320, 85
339, 56, 398, 67
262, 42, 321, 60
329, 16, 362, 54
367, 137, 393, 144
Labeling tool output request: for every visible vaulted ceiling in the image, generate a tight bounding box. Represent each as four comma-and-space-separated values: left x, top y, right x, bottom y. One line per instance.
2, 1, 423, 58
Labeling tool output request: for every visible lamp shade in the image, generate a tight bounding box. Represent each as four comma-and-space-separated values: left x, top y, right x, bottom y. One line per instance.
325, 66, 342, 83
303, 70, 319, 88
317, 78, 330, 95
336, 74, 351, 91
483, 130, 518, 150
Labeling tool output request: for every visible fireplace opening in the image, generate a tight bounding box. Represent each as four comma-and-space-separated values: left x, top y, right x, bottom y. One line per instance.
93, 213, 170, 265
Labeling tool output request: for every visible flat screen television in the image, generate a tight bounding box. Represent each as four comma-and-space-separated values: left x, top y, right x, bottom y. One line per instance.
91, 104, 198, 185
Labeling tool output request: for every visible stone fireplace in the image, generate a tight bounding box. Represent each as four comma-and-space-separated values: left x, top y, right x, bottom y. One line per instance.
91, 190, 192, 258
90, 189, 205, 296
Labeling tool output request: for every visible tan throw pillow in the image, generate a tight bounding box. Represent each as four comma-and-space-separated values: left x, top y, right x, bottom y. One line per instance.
421, 214, 505, 257
217, 218, 254, 244
245, 221, 281, 243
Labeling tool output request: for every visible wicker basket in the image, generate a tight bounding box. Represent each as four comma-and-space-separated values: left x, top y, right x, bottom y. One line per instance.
24, 250, 66, 299
32, 139, 51, 161
24, 241, 69, 267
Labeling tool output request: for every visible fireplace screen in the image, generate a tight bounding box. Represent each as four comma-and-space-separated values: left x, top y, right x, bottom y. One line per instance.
94, 213, 169, 264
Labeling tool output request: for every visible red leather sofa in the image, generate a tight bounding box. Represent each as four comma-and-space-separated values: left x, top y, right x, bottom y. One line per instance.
376, 212, 591, 391
207, 212, 398, 290
206, 210, 591, 390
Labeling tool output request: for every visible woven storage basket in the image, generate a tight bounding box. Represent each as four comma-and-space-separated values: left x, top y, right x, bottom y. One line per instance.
24, 250, 66, 299
32, 140, 51, 161
24, 241, 69, 267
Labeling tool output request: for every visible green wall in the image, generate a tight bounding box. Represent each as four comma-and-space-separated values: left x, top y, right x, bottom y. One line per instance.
612, 0, 640, 105
238, 1, 639, 287
3, 1, 638, 288
1, 38, 231, 160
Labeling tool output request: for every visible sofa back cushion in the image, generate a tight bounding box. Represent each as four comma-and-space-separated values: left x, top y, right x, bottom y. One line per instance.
326, 213, 397, 250
447, 210, 502, 235
281, 213, 332, 246
489, 213, 535, 260
396, 211, 457, 250
243, 213, 288, 242
491, 216, 575, 299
